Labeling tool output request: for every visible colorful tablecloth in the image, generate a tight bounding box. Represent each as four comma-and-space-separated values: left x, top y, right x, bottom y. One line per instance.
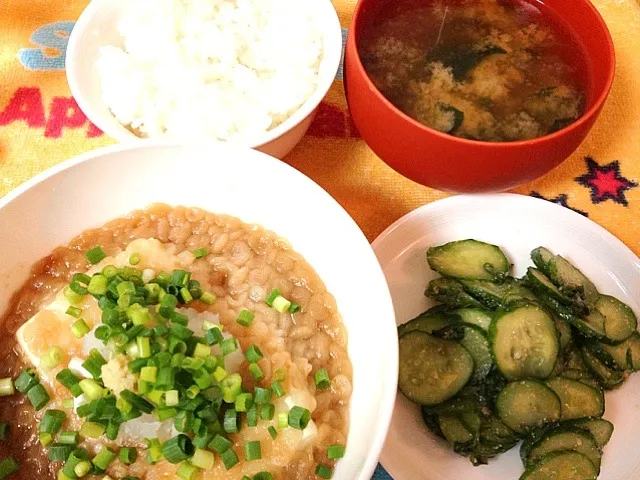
0, 0, 639, 479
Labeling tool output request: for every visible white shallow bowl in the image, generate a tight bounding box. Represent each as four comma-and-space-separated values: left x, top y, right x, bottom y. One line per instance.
0, 141, 398, 480
373, 194, 640, 480
65, 0, 343, 159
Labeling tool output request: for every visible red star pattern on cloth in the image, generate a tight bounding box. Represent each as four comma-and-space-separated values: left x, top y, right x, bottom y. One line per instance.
575, 157, 638, 207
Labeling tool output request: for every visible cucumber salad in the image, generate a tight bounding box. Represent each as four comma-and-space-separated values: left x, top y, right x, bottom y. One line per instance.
397, 239, 639, 480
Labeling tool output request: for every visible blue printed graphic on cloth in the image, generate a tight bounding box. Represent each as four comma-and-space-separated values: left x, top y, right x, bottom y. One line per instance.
18, 21, 75, 71
373, 464, 394, 480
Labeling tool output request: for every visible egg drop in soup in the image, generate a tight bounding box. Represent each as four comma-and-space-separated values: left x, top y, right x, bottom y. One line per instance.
359, 0, 592, 142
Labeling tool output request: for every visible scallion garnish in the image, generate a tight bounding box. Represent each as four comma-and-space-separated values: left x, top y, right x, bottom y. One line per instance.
79, 421, 105, 438
314, 369, 331, 390
271, 381, 285, 398
119, 447, 137, 465
191, 448, 214, 469
39, 432, 53, 447
177, 462, 200, 480
120, 390, 154, 414
254, 387, 272, 405
210, 434, 232, 454
316, 464, 333, 479
223, 409, 239, 433
62, 448, 91, 478
221, 448, 239, 470
244, 440, 262, 461
245, 345, 263, 363
265, 289, 281, 307
254, 472, 274, 480
49, 443, 75, 462
260, 403, 275, 421
26, 383, 50, 410
92, 446, 116, 471
288, 406, 311, 430
0, 457, 19, 479
88, 274, 108, 296
268, 425, 278, 439
65, 306, 82, 318
129, 253, 141, 265
235, 393, 253, 413
249, 363, 264, 382
71, 319, 90, 338
327, 444, 346, 459
289, 302, 301, 313
193, 248, 209, 259
246, 404, 259, 427
220, 338, 238, 356
278, 412, 289, 429
236, 310, 255, 327
15, 369, 38, 393
162, 434, 194, 464
272, 295, 292, 313
200, 292, 216, 305
58, 431, 79, 445
85, 246, 106, 264
39, 409, 66, 435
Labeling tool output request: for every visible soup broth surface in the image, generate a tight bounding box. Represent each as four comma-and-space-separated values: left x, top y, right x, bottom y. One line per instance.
360, 0, 591, 142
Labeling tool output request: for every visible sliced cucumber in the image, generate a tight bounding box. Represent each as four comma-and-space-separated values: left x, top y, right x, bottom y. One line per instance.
438, 414, 475, 444
540, 295, 606, 339
490, 304, 559, 380
547, 255, 599, 305
426, 240, 510, 281
530, 247, 555, 276
546, 377, 604, 420
520, 451, 598, 480
479, 415, 518, 445
526, 267, 571, 306
583, 341, 623, 371
553, 317, 573, 353
599, 332, 640, 371
398, 311, 460, 337
425, 277, 484, 309
459, 324, 493, 382
567, 418, 614, 449
454, 308, 492, 331
458, 411, 482, 434
525, 426, 602, 471
597, 295, 638, 344
581, 346, 626, 390
496, 380, 561, 433
398, 331, 474, 405
460, 279, 537, 310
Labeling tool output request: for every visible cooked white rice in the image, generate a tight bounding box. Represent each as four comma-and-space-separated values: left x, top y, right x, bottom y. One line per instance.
97, 0, 324, 142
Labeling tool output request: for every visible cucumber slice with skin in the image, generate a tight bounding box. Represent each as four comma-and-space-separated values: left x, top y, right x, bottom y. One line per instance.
453, 308, 492, 331
426, 240, 510, 281
398, 311, 460, 338
547, 255, 599, 305
597, 295, 638, 344
460, 279, 537, 310
583, 341, 622, 371
490, 303, 559, 380
546, 377, 604, 420
425, 278, 484, 309
530, 247, 555, 277
599, 332, 640, 371
520, 451, 598, 480
398, 331, 474, 406
496, 380, 561, 433
539, 294, 606, 339
438, 414, 475, 444
567, 418, 614, 449
526, 268, 572, 306
459, 324, 493, 382
581, 346, 626, 390
525, 426, 602, 471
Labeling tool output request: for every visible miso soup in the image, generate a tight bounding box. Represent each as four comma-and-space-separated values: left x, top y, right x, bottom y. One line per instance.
359, 0, 591, 142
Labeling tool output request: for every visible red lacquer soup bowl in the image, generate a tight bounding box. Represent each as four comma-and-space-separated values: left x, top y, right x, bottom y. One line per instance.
344, 0, 615, 193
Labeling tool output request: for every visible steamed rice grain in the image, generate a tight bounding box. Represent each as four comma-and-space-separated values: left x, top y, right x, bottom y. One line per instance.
97, 0, 324, 142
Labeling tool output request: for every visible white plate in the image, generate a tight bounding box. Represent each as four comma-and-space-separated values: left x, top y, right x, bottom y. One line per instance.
373, 194, 640, 480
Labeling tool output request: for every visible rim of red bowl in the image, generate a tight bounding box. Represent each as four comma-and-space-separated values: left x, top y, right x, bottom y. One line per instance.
348, 0, 616, 148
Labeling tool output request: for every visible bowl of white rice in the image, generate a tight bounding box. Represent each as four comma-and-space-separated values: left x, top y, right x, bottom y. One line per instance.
66, 0, 343, 159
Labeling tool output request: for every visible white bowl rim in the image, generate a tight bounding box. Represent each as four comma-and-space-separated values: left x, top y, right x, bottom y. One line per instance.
0, 139, 399, 480
65, 0, 344, 147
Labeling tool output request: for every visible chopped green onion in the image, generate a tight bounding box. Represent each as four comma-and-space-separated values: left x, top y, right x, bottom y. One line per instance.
221, 448, 239, 470
62, 448, 91, 478
79, 379, 104, 400
129, 253, 141, 265
220, 338, 238, 356
94, 325, 110, 341
48, 443, 75, 462
210, 434, 232, 454
162, 434, 194, 464
235, 393, 253, 413
70, 273, 91, 296
244, 441, 262, 461
315, 464, 333, 479
0, 457, 19, 479
80, 421, 105, 438
244, 345, 263, 363
165, 390, 179, 407
254, 472, 274, 480
155, 367, 177, 390
27, 384, 50, 410
40, 409, 66, 434
224, 408, 239, 433
170, 270, 190, 287
314, 369, 331, 390
39, 432, 53, 446
92, 446, 116, 471
200, 292, 216, 305
193, 369, 212, 390
254, 387, 272, 405
82, 349, 106, 379
260, 403, 275, 421
66, 306, 82, 318
159, 294, 178, 319
147, 389, 164, 405
137, 378, 151, 394
62, 398, 75, 409
116, 280, 135, 297
180, 287, 193, 303
249, 363, 264, 382
177, 462, 200, 480
272, 295, 291, 313
128, 304, 149, 325
205, 327, 224, 346
85, 246, 106, 264
155, 407, 177, 422
246, 404, 258, 427
193, 248, 209, 259
327, 444, 346, 459
71, 319, 91, 338
186, 385, 201, 399
236, 310, 255, 327
88, 274, 108, 296
289, 303, 301, 313
170, 323, 194, 340
271, 381, 285, 398
137, 336, 151, 358
59, 431, 79, 445
288, 406, 311, 430
120, 390, 154, 414
192, 434, 214, 450
193, 343, 211, 358
102, 265, 118, 279
146, 438, 163, 464
0, 424, 8, 442
265, 289, 281, 307
15, 370, 38, 393
191, 448, 214, 469
221, 374, 242, 403
140, 366, 158, 383
274, 368, 287, 382
278, 413, 289, 429
213, 366, 227, 382
64, 285, 85, 304
127, 357, 148, 374
74, 460, 92, 477
119, 447, 137, 465
268, 426, 278, 439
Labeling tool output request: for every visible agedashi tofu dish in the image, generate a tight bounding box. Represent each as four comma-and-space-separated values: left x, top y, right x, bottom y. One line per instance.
359, 0, 590, 142
0, 205, 351, 480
